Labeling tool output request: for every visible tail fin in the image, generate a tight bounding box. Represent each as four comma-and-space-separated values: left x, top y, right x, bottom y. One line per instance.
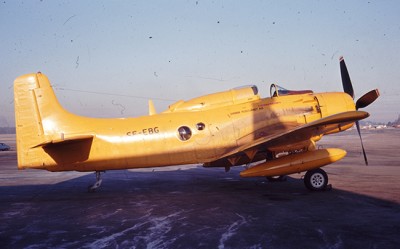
14, 73, 73, 169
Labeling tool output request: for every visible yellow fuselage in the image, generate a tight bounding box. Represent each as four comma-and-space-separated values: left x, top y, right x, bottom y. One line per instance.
14, 74, 355, 172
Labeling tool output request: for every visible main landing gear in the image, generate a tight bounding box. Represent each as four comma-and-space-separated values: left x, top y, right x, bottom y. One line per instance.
304, 168, 330, 191
88, 171, 104, 192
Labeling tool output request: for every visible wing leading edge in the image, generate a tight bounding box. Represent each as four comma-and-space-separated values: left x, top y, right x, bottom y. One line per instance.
208, 110, 369, 167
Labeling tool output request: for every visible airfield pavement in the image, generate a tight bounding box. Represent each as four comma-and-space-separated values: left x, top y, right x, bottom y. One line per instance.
0, 129, 399, 248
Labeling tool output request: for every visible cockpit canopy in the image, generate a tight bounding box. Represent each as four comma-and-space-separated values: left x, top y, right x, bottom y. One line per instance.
270, 84, 313, 97
165, 85, 260, 113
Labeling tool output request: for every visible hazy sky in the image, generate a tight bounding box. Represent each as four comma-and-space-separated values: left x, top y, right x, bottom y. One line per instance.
1, 0, 399, 126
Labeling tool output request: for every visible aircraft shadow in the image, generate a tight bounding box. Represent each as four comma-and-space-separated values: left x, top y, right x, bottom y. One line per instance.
0, 166, 399, 249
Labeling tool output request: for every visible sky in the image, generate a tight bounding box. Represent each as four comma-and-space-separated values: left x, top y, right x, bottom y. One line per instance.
1, 0, 399, 126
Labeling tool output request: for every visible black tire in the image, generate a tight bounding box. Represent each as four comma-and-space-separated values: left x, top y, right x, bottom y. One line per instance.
304, 168, 328, 191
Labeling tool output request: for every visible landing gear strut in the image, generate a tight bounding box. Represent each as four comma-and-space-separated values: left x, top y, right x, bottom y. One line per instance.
304, 168, 329, 191
88, 171, 104, 192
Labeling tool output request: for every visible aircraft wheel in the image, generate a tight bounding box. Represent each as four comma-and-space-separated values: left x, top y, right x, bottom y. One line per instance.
304, 168, 328, 191
266, 175, 287, 182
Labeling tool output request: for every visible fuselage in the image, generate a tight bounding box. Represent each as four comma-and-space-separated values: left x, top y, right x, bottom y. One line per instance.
15, 74, 355, 172
14, 57, 379, 191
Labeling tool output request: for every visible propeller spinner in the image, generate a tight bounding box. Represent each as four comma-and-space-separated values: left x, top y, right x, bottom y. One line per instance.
339, 57, 380, 165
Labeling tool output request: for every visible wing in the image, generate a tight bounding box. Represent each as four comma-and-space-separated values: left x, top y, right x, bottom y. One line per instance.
204, 110, 369, 167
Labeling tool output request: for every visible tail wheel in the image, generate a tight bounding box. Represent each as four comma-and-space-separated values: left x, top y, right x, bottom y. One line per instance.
304, 168, 328, 191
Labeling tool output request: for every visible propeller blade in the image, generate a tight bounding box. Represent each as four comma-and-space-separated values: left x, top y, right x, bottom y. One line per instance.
356, 89, 380, 109
355, 121, 368, 165
340, 56, 355, 99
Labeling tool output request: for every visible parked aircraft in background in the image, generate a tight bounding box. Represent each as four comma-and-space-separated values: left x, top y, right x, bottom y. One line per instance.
13, 57, 379, 192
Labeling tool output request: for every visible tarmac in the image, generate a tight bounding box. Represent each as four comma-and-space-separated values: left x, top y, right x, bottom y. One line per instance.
0, 130, 399, 248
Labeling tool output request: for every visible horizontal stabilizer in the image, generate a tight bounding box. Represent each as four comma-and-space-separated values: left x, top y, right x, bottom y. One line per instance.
32, 134, 94, 148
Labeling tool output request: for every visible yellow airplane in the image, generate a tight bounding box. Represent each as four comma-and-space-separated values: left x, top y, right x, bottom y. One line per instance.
14, 57, 379, 192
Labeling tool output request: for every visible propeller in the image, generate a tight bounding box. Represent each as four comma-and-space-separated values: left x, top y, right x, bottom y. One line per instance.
356, 89, 380, 110
340, 56, 354, 99
339, 56, 380, 165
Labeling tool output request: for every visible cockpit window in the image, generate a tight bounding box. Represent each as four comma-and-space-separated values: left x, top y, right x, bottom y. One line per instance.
270, 84, 288, 97
233, 85, 258, 95
270, 84, 313, 97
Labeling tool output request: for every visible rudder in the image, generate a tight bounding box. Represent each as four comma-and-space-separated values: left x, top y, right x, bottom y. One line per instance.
14, 73, 69, 169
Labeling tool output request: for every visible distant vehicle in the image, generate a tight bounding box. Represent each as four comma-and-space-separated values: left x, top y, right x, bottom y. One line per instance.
0, 143, 11, 151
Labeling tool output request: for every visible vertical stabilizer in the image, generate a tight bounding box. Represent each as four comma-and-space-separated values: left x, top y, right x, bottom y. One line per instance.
14, 73, 70, 169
